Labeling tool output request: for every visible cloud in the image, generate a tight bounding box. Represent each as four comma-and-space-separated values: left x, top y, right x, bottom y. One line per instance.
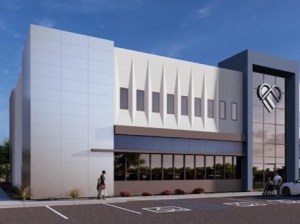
36, 18, 56, 28
40, 0, 142, 14
0, 19, 20, 38
2, 0, 23, 11
180, 6, 214, 29
151, 38, 202, 59
165, 43, 190, 58
197, 6, 213, 19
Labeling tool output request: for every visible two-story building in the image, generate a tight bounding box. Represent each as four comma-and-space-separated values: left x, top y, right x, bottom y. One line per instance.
10, 25, 299, 199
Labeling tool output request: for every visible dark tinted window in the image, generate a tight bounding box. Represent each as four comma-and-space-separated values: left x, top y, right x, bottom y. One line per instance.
120, 88, 128, 109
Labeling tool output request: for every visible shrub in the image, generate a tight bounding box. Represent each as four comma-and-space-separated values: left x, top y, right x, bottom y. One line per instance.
161, 189, 173, 195
69, 188, 80, 199
120, 191, 132, 197
192, 187, 204, 194
174, 188, 185, 195
15, 186, 31, 200
142, 192, 153, 196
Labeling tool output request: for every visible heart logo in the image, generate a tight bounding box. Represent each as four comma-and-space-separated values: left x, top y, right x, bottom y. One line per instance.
257, 83, 282, 113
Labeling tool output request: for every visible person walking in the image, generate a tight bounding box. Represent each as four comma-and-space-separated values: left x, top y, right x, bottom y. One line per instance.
99, 170, 107, 199
273, 171, 282, 195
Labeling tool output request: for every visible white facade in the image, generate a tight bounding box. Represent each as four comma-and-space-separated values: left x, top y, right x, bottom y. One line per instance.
12, 25, 115, 198
11, 25, 247, 199
115, 48, 243, 134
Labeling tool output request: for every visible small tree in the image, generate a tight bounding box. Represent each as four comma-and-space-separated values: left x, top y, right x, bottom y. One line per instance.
0, 139, 10, 182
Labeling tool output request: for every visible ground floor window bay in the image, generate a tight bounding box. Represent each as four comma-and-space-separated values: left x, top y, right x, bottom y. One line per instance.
114, 153, 242, 181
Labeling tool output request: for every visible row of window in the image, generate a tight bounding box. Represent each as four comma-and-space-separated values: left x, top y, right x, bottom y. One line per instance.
120, 88, 238, 120
114, 153, 241, 181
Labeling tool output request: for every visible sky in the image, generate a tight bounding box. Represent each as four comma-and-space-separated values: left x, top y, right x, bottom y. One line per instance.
0, 0, 300, 142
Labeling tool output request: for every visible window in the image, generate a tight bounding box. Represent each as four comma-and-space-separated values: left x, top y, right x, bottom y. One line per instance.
231, 102, 237, 120
120, 88, 128, 109
207, 99, 214, 118
219, 101, 226, 119
185, 155, 195, 180
264, 124, 275, 144
233, 157, 238, 179
151, 154, 162, 180
181, 96, 188, 116
276, 125, 285, 145
114, 153, 241, 181
167, 94, 174, 114
206, 156, 214, 179
163, 155, 173, 180
174, 155, 184, 180
194, 98, 201, 117
114, 153, 125, 181
139, 154, 150, 180
215, 156, 224, 179
136, 90, 144, 111
152, 92, 160, 113
126, 153, 138, 180
195, 155, 205, 179
224, 156, 233, 179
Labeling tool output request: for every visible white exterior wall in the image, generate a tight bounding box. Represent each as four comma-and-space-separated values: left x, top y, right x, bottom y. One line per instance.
11, 76, 23, 186
115, 48, 243, 134
12, 25, 245, 199
29, 25, 114, 199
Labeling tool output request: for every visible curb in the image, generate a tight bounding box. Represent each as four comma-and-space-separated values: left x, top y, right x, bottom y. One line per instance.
0, 192, 262, 209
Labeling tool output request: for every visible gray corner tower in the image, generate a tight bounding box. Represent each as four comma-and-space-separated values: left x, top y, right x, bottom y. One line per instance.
219, 50, 299, 191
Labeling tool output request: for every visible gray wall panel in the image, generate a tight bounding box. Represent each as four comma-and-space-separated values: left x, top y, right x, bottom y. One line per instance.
115, 135, 243, 155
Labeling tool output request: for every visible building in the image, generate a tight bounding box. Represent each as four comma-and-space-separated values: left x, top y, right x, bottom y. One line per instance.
10, 25, 299, 199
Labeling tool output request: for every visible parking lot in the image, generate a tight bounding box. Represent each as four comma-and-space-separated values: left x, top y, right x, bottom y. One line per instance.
1, 196, 300, 224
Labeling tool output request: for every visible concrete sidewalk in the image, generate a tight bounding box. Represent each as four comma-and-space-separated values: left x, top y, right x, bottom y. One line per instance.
0, 191, 262, 209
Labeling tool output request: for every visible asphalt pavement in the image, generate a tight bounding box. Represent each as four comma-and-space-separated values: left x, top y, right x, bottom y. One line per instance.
1, 194, 300, 224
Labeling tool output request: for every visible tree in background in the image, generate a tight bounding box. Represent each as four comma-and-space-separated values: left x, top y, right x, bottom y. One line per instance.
0, 139, 10, 182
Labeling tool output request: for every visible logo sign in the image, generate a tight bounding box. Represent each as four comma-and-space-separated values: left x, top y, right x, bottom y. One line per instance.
257, 83, 282, 113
